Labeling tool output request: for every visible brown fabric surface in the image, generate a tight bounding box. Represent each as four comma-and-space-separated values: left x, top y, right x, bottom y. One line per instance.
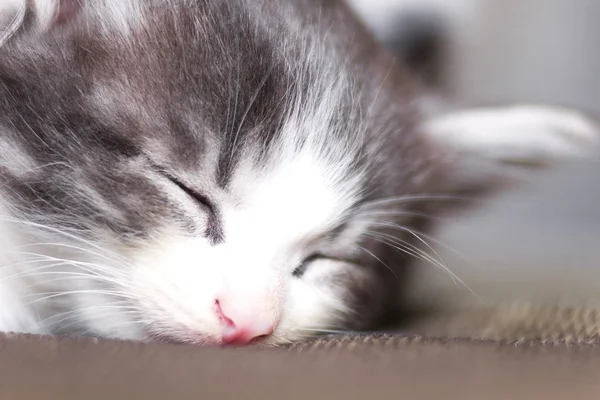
405, 302, 600, 343
1, 333, 600, 400
2, 302, 600, 399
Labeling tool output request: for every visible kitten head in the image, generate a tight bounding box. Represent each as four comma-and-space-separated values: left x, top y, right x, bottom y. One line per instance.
1, 0, 588, 345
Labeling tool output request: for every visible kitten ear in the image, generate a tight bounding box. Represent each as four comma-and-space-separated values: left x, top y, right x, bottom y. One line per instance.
0, 0, 79, 46
422, 104, 600, 196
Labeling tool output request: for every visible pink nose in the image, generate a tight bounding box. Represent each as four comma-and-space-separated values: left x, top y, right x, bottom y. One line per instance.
215, 299, 275, 346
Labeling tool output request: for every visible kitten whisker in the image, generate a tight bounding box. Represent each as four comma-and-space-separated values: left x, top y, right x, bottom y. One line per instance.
357, 244, 399, 280
365, 231, 480, 302
16, 242, 132, 267
366, 231, 450, 280
359, 194, 476, 210
367, 220, 475, 266
48, 306, 142, 334
38, 302, 136, 327
0, 216, 128, 264
1, 251, 129, 279
21, 272, 132, 292
26, 289, 138, 305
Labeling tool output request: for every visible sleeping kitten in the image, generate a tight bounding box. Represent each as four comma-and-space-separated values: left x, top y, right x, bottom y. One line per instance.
0, 0, 597, 346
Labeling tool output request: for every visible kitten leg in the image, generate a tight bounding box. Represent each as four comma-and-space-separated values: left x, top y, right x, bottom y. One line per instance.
421, 104, 600, 168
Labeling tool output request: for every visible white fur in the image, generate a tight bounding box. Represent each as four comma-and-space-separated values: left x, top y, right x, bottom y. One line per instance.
84, 0, 142, 34
0, 0, 25, 46
0, 0, 142, 40
0, 202, 49, 334
2, 149, 362, 343
32, 0, 55, 29
0, 136, 36, 177
0, 0, 58, 35
126, 142, 362, 344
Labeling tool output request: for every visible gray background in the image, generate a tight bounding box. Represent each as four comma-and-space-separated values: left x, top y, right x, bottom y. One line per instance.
351, 0, 600, 308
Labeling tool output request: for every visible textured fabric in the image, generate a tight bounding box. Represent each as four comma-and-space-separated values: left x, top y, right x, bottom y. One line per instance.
2, 302, 600, 398
0, 332, 599, 399
404, 302, 600, 343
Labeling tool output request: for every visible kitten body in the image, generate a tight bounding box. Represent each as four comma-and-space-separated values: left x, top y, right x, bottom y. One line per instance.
0, 0, 596, 345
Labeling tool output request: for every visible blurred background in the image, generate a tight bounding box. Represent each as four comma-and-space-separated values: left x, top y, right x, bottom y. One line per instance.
348, 0, 600, 310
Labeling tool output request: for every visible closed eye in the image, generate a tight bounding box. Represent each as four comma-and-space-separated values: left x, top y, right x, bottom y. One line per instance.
153, 166, 216, 215
293, 254, 324, 278
169, 176, 214, 212
149, 162, 223, 243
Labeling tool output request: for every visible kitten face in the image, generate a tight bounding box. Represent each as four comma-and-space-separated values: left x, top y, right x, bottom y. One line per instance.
0, 0, 488, 345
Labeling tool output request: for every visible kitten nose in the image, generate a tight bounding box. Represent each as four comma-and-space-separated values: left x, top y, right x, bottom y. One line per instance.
215, 299, 275, 346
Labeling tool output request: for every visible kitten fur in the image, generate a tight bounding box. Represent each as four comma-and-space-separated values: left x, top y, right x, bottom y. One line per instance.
0, 0, 596, 345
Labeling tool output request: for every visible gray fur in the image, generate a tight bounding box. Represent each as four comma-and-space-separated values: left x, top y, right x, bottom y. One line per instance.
0, 0, 486, 342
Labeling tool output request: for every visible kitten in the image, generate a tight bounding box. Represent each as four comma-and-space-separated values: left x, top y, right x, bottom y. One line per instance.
0, 0, 596, 346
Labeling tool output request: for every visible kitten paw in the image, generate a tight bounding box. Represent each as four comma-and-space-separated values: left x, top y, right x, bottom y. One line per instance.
422, 105, 600, 167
